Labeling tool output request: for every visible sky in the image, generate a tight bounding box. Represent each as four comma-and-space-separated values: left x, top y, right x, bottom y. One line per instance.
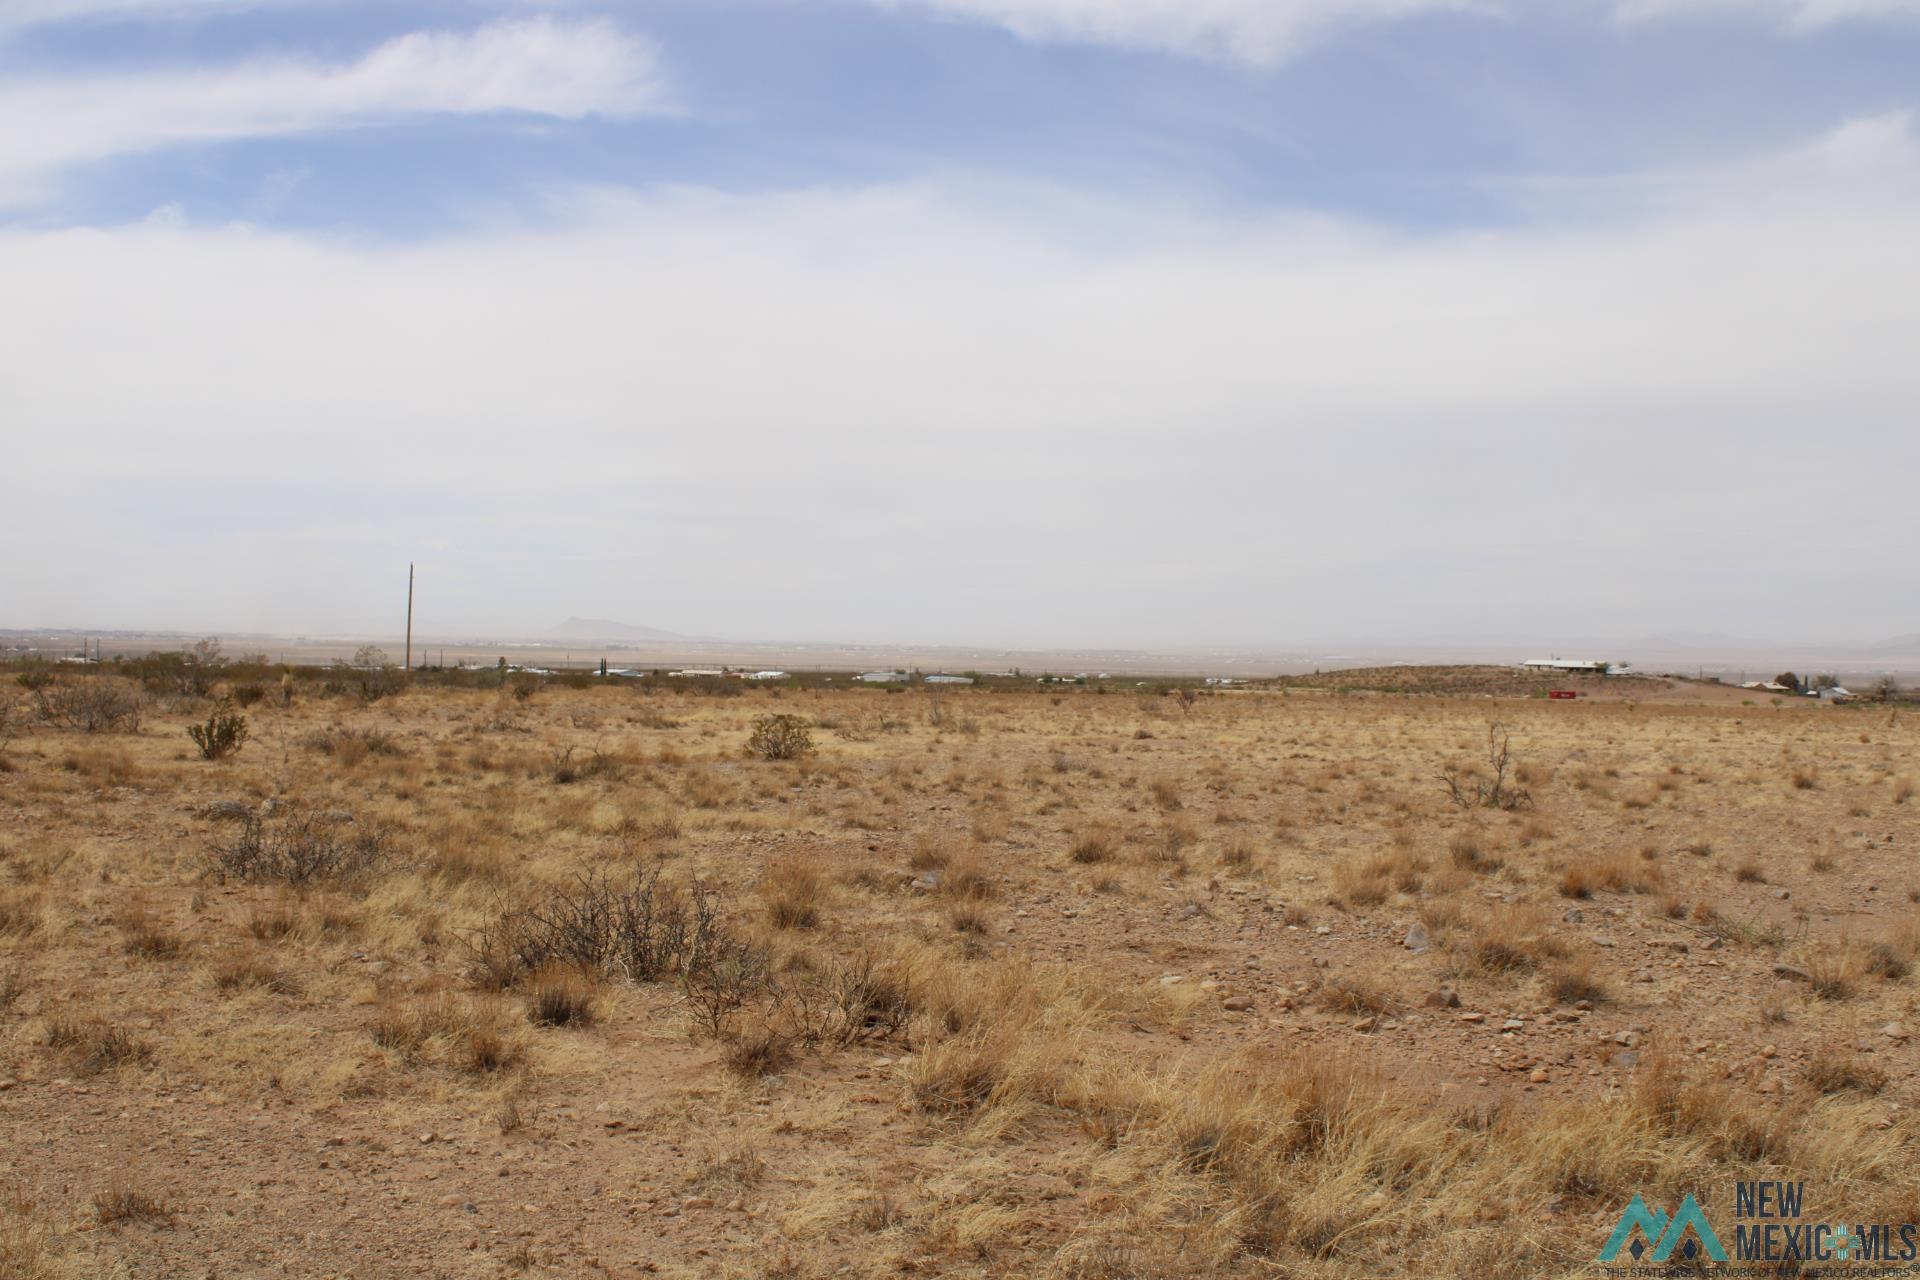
1, 0, 1917, 648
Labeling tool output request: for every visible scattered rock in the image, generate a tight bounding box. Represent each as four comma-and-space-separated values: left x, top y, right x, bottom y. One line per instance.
1351, 1016, 1378, 1033
1403, 923, 1432, 954
1222, 996, 1254, 1013
681, 1197, 714, 1211
1423, 988, 1461, 1009
1529, 1069, 1550, 1084
1562, 908, 1585, 923
1502, 1019, 1526, 1031
1458, 1012, 1486, 1023
1881, 1023, 1908, 1042
1610, 1051, 1640, 1069
1774, 889, 1791, 900
1772, 964, 1814, 983
1313, 924, 1333, 937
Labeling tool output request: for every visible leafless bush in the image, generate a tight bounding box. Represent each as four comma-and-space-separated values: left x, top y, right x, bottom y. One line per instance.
1439, 723, 1532, 811
468, 867, 729, 989
335, 645, 404, 702
33, 680, 143, 733
209, 808, 392, 885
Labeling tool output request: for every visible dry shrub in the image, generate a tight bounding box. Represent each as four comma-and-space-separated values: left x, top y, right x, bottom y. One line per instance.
1804, 1050, 1888, 1096
1452, 903, 1566, 976
1544, 955, 1608, 1005
212, 951, 298, 996
1448, 830, 1500, 872
1316, 974, 1398, 1016
1152, 816, 1199, 862
0, 889, 43, 939
209, 809, 391, 886
1218, 836, 1255, 870
947, 900, 992, 935
468, 867, 726, 989
1069, 829, 1115, 865
1147, 776, 1182, 810
908, 834, 952, 871
246, 902, 295, 941
937, 848, 994, 901
91, 1178, 168, 1225
371, 990, 522, 1076
33, 680, 143, 733
304, 725, 402, 763
1734, 860, 1766, 883
1790, 765, 1820, 791
1558, 852, 1661, 899
116, 901, 186, 960
762, 857, 824, 930
0, 1192, 91, 1280
1796, 941, 1868, 1001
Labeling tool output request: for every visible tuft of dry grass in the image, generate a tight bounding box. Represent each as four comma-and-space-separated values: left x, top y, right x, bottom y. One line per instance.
762, 857, 825, 931
1804, 1050, 1888, 1096
525, 965, 598, 1027
1068, 829, 1115, 865
91, 1179, 168, 1226
43, 1018, 153, 1075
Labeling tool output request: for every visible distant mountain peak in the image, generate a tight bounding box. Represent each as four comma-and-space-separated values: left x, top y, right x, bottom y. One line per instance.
549, 617, 684, 641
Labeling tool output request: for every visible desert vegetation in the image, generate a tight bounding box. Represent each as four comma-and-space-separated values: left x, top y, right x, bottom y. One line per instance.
0, 662, 1915, 1277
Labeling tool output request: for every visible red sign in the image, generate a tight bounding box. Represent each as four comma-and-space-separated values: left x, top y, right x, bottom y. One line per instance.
1548, 690, 1578, 700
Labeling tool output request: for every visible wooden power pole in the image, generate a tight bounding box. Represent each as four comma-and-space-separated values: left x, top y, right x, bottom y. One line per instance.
405, 563, 415, 673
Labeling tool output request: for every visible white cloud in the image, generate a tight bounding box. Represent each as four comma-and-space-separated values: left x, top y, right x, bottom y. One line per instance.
2, 118, 1916, 642
1613, 0, 1920, 26
0, 0, 295, 35
0, 18, 670, 200
852, 0, 1485, 61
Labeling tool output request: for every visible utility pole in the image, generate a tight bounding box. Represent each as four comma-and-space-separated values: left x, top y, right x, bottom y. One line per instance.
405, 563, 415, 673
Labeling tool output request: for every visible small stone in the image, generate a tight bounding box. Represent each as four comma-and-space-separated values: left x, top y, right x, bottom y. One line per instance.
1774, 889, 1791, 900
681, 1197, 714, 1211
1881, 1023, 1908, 1042
1424, 988, 1461, 1009
1610, 1050, 1640, 1069
1458, 1012, 1486, 1023
1503, 1019, 1526, 1031
1529, 1070, 1550, 1084
1562, 908, 1585, 923
1403, 923, 1432, 954
1221, 996, 1254, 1013
1351, 1016, 1378, 1032
1772, 964, 1813, 983
1313, 924, 1333, 937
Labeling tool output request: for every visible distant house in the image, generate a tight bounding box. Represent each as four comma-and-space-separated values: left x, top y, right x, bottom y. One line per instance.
924, 674, 973, 685
859, 671, 908, 683
1205, 676, 1245, 686
668, 668, 725, 678
1522, 659, 1613, 675
746, 670, 789, 681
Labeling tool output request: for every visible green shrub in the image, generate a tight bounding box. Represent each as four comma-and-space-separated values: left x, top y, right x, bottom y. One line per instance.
747, 714, 813, 761
187, 700, 249, 760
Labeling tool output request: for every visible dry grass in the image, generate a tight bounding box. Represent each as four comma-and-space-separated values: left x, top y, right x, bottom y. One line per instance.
3, 670, 1917, 1278
762, 856, 825, 930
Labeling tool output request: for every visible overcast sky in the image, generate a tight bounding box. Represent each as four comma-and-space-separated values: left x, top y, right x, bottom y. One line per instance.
2, 0, 1917, 647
